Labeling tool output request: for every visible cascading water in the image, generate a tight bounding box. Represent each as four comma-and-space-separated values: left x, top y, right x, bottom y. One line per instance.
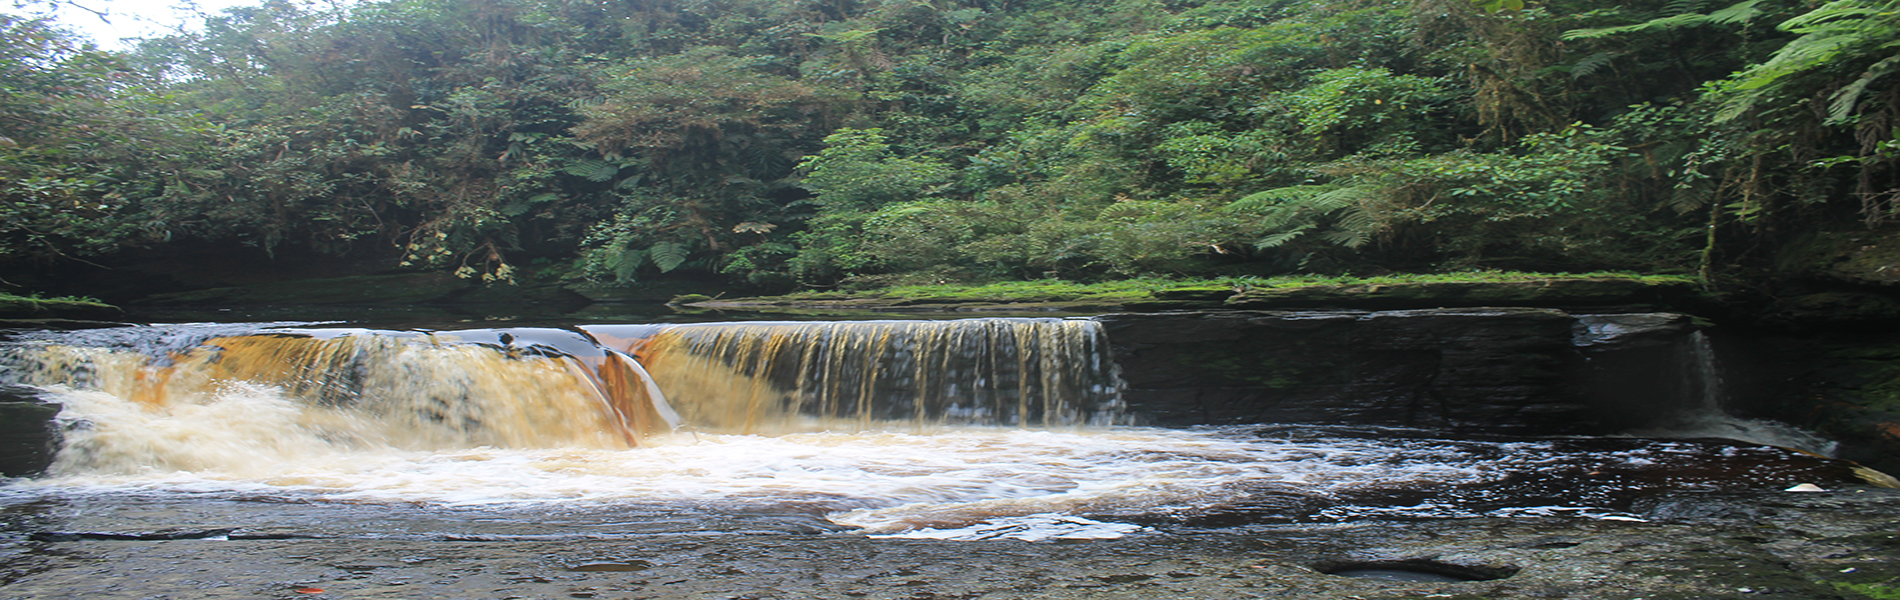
582, 319, 1125, 433
1623, 331, 1840, 454
0, 317, 1880, 542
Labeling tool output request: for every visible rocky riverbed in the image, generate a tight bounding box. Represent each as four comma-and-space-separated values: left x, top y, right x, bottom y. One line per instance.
2, 488, 1898, 599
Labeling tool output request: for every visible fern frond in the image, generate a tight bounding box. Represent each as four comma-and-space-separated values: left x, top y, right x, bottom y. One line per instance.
1667, 184, 1713, 214
1328, 200, 1381, 249
1779, 1, 1889, 32
1320, 228, 1371, 248
1563, 15, 1707, 39
1570, 52, 1618, 80
1662, 0, 1705, 16
649, 242, 690, 272
1310, 185, 1376, 212
1099, 200, 1167, 221
1253, 225, 1312, 249
1705, 0, 1765, 25
1734, 34, 1860, 91
1334, 202, 1380, 230
1226, 185, 1335, 212
564, 159, 621, 182
1562, 0, 1763, 40
1827, 55, 1900, 124
1714, 88, 1764, 122
1715, 0, 1899, 121
611, 246, 646, 282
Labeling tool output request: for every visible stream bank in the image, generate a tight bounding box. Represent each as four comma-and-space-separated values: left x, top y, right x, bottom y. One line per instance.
2, 488, 1897, 599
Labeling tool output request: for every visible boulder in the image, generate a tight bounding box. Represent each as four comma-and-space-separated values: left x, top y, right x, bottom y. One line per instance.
0, 390, 59, 477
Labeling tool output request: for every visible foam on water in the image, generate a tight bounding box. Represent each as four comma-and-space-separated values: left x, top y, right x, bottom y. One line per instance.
13, 385, 1862, 536
0, 322, 1876, 538
23, 409, 1464, 510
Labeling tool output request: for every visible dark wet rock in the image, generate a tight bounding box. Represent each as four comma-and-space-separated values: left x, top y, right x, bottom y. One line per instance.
1771, 291, 1900, 325
1634, 493, 1785, 523
1099, 308, 1635, 434
0, 391, 59, 478
568, 560, 653, 572
1094, 308, 1794, 436
1762, 227, 1900, 326
1315, 558, 1517, 582
2, 490, 1897, 600
1738, 332, 1900, 474
30, 528, 237, 542
1222, 277, 1704, 311
1778, 227, 1900, 288
136, 272, 476, 306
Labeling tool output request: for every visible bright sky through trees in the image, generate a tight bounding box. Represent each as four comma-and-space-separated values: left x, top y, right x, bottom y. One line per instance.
44, 0, 279, 49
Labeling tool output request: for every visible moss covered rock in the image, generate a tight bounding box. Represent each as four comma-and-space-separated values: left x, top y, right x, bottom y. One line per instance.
1779, 228, 1900, 287
1224, 277, 1704, 310
0, 294, 121, 320
686, 275, 1708, 315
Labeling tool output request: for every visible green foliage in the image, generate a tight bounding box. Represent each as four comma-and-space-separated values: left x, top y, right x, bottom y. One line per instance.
1269, 67, 1452, 157
1831, 581, 1900, 600
1472, 0, 1524, 12
1561, 0, 1766, 40
1714, 0, 1900, 122
0, 15, 218, 262
1305, 124, 1681, 268
769, 270, 1697, 303
2, 0, 1890, 291
796, 128, 952, 211
1224, 185, 1378, 249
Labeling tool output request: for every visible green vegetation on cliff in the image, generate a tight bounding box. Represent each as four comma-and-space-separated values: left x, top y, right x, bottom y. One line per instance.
689, 271, 1702, 312
0, 292, 118, 319
1, 0, 1896, 294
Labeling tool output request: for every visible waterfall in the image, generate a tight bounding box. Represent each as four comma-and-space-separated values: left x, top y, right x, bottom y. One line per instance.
582, 318, 1125, 433
0, 317, 1880, 532
1626, 331, 1839, 454
0, 325, 679, 475
0, 318, 1125, 476
1686, 331, 1724, 413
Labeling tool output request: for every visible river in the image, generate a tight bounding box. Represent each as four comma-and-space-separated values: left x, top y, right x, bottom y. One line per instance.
0, 317, 1893, 598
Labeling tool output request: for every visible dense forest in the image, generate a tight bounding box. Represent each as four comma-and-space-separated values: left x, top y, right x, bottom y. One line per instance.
2, 0, 1897, 295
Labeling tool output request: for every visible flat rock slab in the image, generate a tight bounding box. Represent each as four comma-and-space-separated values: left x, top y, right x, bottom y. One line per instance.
4, 490, 1898, 600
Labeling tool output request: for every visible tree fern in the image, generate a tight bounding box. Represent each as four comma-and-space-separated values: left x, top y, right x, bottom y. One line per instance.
1251, 225, 1314, 249
610, 246, 646, 282
1561, 0, 1764, 40
649, 241, 691, 273
1662, 0, 1708, 16
1097, 200, 1171, 222
1311, 186, 1380, 248
1829, 55, 1900, 123
1717, 0, 1900, 122
1569, 52, 1618, 80
564, 159, 621, 182
1225, 184, 1380, 250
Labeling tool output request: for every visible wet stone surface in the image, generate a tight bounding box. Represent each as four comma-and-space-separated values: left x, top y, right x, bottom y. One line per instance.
1, 490, 1897, 599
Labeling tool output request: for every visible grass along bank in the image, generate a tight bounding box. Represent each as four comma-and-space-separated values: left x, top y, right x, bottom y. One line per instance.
0, 292, 121, 320
678, 272, 1705, 313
